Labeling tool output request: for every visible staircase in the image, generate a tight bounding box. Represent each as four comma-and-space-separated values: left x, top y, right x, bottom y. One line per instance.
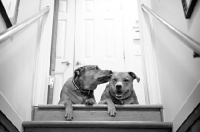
22, 104, 172, 132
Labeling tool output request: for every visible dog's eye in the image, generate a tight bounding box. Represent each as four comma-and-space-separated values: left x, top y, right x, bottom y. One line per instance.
124, 79, 129, 82
112, 78, 118, 82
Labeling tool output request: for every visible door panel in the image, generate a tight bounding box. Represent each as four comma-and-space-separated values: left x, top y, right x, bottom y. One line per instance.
75, 0, 124, 69
53, 0, 75, 104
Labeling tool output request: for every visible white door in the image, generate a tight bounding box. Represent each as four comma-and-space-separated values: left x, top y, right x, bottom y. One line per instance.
53, 0, 145, 104
74, 0, 125, 102
53, 0, 75, 104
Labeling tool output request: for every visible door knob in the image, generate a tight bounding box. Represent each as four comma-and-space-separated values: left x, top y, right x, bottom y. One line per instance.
61, 61, 71, 66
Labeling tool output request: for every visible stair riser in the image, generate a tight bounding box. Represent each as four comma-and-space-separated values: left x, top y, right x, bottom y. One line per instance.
33, 105, 163, 121
23, 121, 172, 132
34, 110, 162, 121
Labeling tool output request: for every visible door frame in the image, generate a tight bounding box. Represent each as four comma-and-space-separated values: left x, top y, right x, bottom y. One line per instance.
39, 0, 161, 105
47, 0, 59, 104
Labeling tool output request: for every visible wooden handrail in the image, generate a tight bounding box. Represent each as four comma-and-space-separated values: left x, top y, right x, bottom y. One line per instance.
0, 7, 50, 43
141, 4, 200, 57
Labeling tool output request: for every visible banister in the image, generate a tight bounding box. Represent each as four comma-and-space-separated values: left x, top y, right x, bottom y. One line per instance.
141, 4, 200, 57
0, 7, 50, 43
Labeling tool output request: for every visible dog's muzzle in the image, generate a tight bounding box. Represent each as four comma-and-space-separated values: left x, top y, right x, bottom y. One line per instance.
97, 70, 113, 82
115, 82, 123, 90
116, 84, 122, 90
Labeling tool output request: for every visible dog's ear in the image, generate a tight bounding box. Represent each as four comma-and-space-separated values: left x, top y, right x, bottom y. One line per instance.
128, 72, 140, 83
74, 66, 85, 78
108, 71, 114, 79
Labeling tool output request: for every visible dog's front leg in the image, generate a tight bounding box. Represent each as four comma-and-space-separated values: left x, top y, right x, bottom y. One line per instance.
64, 99, 73, 121
99, 99, 116, 116
107, 100, 116, 116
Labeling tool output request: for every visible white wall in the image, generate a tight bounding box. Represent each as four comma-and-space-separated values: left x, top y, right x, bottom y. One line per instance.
0, 0, 41, 130
150, 0, 200, 123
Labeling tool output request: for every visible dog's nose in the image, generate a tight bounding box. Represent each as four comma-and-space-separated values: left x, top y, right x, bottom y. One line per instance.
116, 84, 122, 90
109, 70, 113, 74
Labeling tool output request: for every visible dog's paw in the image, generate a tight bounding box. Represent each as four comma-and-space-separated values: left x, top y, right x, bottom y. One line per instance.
65, 109, 73, 121
85, 99, 96, 105
108, 105, 116, 117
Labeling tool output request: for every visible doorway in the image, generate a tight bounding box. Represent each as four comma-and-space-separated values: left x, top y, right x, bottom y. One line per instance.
52, 0, 145, 104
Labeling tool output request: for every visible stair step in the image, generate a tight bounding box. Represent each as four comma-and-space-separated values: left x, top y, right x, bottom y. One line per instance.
33, 104, 163, 122
23, 121, 172, 132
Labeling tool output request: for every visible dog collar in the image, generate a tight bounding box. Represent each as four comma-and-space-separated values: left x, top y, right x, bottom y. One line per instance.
72, 79, 93, 95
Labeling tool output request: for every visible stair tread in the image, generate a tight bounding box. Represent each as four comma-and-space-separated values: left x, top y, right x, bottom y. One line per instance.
37, 104, 163, 109
23, 121, 172, 128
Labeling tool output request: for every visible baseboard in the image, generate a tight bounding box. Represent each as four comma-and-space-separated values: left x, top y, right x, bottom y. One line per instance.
0, 91, 23, 131
0, 110, 19, 132
173, 81, 200, 132
177, 103, 200, 132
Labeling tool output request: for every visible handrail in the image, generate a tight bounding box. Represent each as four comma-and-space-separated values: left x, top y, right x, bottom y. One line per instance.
141, 4, 200, 56
0, 7, 50, 43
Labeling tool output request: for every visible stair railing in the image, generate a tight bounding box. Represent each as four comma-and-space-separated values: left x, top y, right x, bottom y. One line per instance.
141, 4, 200, 58
0, 7, 50, 43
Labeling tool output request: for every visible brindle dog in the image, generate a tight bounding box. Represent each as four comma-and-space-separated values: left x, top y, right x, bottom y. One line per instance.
59, 65, 112, 121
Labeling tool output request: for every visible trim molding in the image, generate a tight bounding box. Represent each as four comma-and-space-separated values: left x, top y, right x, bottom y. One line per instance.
0, 91, 23, 131
173, 81, 200, 131
0, 110, 19, 132
47, 0, 59, 104
177, 103, 200, 132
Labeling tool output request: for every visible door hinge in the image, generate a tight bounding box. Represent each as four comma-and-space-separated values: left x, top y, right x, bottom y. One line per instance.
123, 50, 126, 60
48, 75, 54, 87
